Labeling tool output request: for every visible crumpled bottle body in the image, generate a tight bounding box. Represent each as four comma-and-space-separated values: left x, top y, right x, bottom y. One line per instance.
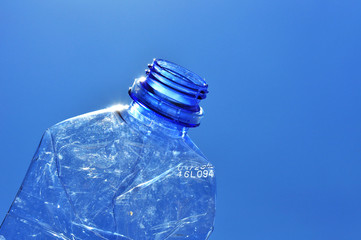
0, 107, 216, 240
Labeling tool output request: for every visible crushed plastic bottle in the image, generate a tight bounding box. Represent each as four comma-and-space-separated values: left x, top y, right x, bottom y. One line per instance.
0, 59, 216, 240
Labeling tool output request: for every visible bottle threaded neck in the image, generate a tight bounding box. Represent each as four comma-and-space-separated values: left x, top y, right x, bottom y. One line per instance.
129, 59, 208, 127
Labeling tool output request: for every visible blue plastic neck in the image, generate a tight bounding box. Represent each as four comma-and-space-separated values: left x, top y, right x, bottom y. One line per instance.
128, 59, 208, 127
122, 101, 189, 138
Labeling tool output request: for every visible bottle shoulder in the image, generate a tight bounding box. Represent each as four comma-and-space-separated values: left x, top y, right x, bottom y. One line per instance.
47, 107, 127, 146
50, 106, 124, 132
45, 107, 213, 170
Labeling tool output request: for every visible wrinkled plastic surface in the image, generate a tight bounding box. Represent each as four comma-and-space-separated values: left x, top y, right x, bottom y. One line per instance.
0, 105, 216, 240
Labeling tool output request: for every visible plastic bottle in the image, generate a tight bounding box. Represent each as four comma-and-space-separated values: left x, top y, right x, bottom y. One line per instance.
0, 59, 216, 240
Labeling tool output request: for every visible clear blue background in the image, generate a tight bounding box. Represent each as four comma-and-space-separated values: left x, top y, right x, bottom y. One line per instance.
1, 1, 361, 239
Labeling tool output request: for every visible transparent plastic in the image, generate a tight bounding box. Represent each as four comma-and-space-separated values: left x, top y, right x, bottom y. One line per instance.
0, 59, 216, 240
129, 59, 208, 127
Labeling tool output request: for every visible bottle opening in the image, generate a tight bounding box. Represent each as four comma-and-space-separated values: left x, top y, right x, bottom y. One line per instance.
129, 59, 209, 127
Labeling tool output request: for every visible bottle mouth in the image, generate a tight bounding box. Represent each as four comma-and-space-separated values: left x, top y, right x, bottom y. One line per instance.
153, 59, 208, 93
129, 59, 209, 127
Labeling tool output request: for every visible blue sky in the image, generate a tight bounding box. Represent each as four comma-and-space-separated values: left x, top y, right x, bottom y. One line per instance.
1, 0, 361, 239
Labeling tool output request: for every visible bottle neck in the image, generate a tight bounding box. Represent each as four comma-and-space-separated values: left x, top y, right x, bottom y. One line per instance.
121, 101, 189, 138
128, 59, 208, 127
